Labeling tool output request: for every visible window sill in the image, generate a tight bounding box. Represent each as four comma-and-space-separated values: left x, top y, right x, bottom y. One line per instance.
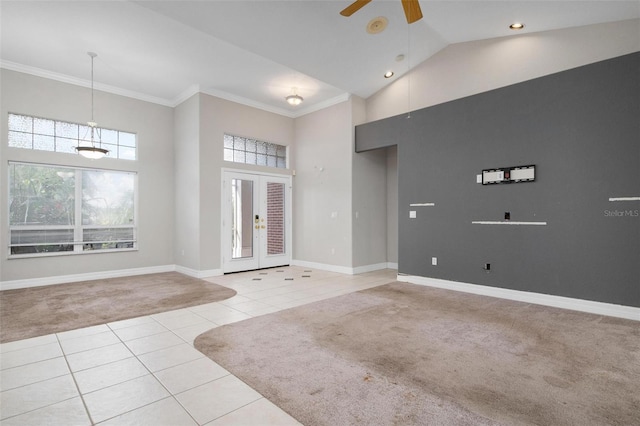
7, 247, 138, 260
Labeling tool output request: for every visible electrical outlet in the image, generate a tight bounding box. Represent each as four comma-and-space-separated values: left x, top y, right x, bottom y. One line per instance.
432, 257, 437, 266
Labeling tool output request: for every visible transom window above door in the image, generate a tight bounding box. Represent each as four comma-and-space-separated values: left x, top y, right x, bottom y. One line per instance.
223, 134, 287, 169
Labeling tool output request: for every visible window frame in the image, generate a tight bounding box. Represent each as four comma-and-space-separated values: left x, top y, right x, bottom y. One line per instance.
7, 161, 138, 259
223, 134, 288, 169
7, 112, 137, 161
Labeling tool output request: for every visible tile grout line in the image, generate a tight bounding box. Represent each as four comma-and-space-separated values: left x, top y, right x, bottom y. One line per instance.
56, 332, 95, 426
2, 268, 396, 424
119, 315, 253, 425
129, 319, 250, 426
84, 320, 203, 425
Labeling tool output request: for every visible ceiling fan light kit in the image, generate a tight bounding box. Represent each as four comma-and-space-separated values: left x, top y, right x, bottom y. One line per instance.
341, 0, 423, 24
367, 16, 388, 34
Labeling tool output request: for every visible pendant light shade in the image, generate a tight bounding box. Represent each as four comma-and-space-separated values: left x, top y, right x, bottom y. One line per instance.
285, 88, 303, 106
76, 52, 109, 159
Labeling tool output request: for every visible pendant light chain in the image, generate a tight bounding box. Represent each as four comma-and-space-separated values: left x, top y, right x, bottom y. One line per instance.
91, 53, 94, 123
75, 51, 109, 159
88, 52, 97, 126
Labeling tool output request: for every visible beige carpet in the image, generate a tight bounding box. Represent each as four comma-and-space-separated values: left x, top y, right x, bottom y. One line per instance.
0, 272, 235, 343
195, 281, 640, 426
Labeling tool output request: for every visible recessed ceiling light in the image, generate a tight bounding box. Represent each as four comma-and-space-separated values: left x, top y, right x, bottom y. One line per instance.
509, 23, 525, 30
384, 71, 394, 79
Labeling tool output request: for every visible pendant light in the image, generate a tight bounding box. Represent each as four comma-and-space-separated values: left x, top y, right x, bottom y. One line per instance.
76, 52, 109, 159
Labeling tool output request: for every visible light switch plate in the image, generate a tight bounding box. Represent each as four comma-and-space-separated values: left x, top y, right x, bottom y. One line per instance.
409, 211, 416, 219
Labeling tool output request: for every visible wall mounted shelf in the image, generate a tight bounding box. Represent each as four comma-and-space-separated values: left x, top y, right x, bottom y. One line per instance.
609, 197, 640, 202
472, 221, 547, 226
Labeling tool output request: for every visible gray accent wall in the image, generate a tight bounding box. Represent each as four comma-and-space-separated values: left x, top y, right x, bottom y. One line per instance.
356, 53, 640, 307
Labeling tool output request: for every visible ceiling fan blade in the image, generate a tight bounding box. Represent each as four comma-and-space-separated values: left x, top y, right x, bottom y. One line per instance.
401, 0, 423, 24
340, 0, 372, 17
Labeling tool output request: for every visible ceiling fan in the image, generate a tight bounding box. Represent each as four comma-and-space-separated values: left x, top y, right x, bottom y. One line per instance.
340, 0, 423, 24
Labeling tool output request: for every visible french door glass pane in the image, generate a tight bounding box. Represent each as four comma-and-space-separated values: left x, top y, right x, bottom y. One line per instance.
231, 178, 253, 259
266, 182, 285, 255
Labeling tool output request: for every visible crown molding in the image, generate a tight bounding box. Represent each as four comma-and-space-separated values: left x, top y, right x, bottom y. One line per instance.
2, 60, 352, 118
1, 60, 174, 107
199, 86, 295, 117
292, 93, 352, 118
171, 84, 202, 107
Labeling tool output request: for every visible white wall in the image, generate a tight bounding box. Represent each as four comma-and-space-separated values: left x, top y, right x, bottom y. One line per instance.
0, 69, 174, 282
174, 94, 201, 271
196, 94, 294, 273
351, 96, 388, 269
367, 19, 640, 122
385, 145, 398, 264
293, 100, 354, 268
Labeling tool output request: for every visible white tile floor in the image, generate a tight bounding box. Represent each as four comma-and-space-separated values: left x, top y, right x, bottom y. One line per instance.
0, 266, 397, 425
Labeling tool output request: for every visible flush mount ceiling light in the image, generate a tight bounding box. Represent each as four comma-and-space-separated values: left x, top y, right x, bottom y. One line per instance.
384, 71, 394, 78
76, 52, 109, 159
285, 88, 304, 106
509, 22, 525, 30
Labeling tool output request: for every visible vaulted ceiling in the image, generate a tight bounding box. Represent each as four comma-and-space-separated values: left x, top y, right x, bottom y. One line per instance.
2, 1, 638, 117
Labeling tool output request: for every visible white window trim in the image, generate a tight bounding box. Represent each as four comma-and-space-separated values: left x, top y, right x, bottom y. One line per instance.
7, 161, 138, 259
7, 112, 137, 161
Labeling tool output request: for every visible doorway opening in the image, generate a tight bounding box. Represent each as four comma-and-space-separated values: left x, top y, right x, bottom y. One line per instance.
222, 170, 292, 273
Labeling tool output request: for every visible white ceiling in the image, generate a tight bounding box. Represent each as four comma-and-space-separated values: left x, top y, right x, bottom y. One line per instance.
1, 1, 639, 117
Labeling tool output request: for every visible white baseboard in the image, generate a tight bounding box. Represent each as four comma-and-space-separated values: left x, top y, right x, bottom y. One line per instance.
352, 262, 395, 274
292, 259, 354, 275
398, 274, 640, 322
292, 260, 397, 275
175, 265, 223, 279
0, 265, 176, 291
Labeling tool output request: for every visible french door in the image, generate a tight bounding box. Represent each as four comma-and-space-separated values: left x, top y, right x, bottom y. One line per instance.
222, 170, 292, 273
